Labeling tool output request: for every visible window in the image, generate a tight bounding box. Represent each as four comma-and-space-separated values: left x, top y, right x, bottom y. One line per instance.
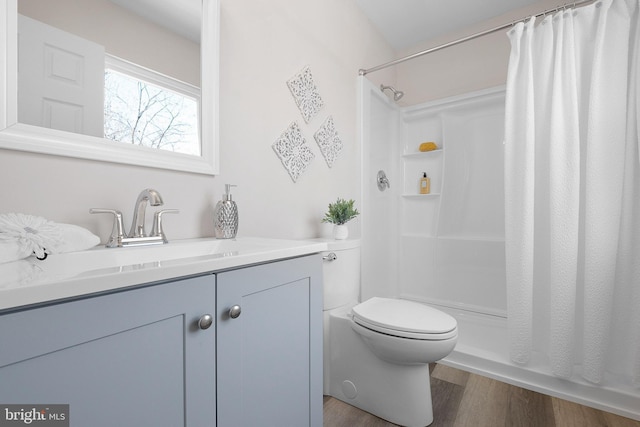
104, 55, 200, 156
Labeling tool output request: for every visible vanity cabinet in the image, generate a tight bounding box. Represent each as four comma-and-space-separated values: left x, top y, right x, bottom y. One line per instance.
0, 274, 216, 427
0, 253, 323, 427
216, 254, 323, 427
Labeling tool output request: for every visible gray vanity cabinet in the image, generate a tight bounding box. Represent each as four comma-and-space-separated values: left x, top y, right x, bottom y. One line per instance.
0, 254, 322, 427
0, 275, 216, 427
216, 254, 323, 427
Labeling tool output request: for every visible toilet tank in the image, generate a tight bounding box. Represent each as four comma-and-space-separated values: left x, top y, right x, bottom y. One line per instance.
321, 239, 361, 310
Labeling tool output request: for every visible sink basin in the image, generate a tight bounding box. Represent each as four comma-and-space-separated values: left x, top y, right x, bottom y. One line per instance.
42, 238, 265, 274
0, 237, 328, 311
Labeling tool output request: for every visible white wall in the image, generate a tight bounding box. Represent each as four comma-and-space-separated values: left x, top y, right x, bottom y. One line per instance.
394, 0, 559, 106
216, 0, 395, 239
0, 0, 395, 243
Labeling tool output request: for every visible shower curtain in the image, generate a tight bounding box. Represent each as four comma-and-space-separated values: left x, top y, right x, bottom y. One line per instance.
504, 0, 640, 384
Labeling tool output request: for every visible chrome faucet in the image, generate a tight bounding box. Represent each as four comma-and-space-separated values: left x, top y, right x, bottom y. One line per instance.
129, 189, 164, 238
90, 189, 179, 247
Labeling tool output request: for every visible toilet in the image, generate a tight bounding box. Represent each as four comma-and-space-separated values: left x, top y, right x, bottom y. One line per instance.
322, 239, 457, 427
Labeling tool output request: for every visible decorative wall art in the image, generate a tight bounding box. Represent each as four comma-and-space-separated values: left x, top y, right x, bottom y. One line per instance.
314, 116, 343, 167
272, 122, 315, 183
287, 66, 324, 123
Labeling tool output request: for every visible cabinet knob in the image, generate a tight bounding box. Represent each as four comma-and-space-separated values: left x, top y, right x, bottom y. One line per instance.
229, 305, 242, 319
198, 314, 213, 330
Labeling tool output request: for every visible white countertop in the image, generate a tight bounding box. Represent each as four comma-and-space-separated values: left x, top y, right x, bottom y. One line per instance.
0, 237, 328, 312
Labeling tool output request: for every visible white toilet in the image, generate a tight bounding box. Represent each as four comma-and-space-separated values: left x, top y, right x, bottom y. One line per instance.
322, 239, 458, 427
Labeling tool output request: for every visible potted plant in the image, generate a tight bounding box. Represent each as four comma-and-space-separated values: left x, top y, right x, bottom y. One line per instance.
322, 198, 359, 240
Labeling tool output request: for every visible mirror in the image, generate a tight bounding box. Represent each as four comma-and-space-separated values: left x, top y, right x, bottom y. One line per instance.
0, 0, 219, 175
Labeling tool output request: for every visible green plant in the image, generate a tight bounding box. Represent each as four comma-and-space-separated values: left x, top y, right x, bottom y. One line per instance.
322, 198, 360, 225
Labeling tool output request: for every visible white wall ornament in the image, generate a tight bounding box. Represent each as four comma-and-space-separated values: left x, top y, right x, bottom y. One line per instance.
272, 122, 315, 183
314, 116, 343, 167
287, 66, 324, 123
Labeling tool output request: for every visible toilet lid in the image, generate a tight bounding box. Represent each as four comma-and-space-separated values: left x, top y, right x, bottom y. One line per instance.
351, 297, 457, 340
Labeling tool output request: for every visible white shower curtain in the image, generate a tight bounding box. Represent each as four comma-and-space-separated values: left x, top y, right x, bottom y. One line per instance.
504, 0, 640, 384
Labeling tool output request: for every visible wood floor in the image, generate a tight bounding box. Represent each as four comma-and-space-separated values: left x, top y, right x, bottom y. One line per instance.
323, 364, 640, 427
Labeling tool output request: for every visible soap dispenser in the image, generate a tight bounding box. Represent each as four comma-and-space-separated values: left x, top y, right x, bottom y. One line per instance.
214, 184, 238, 239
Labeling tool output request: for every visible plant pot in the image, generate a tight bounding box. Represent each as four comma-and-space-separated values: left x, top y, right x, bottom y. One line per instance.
333, 224, 348, 240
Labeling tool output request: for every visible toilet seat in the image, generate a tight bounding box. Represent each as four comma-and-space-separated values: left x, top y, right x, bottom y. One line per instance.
352, 297, 457, 340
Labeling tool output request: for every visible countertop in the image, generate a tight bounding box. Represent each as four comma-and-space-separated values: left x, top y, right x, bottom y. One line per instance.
0, 237, 328, 312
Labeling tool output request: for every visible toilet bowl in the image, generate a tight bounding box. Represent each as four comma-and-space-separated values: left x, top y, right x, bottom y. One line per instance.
351, 297, 458, 365
322, 239, 458, 427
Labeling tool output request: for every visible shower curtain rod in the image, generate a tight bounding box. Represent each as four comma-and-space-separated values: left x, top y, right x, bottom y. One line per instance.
358, 0, 596, 76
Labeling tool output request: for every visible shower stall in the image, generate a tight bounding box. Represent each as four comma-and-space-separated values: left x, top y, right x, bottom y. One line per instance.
358, 77, 640, 420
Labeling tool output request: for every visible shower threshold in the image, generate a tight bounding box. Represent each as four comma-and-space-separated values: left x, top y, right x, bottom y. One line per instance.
433, 305, 640, 422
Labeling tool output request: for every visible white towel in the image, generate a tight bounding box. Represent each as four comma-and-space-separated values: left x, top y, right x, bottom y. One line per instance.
0, 213, 100, 264
56, 223, 101, 254
0, 213, 60, 260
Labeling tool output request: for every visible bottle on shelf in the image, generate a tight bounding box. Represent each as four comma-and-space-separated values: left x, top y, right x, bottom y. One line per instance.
419, 173, 431, 195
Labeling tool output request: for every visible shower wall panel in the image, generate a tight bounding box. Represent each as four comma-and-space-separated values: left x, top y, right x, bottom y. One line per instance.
360, 79, 400, 301
437, 100, 505, 239
398, 87, 507, 316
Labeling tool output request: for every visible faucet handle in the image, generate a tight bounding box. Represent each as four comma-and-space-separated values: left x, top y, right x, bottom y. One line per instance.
90, 208, 125, 248
151, 209, 179, 243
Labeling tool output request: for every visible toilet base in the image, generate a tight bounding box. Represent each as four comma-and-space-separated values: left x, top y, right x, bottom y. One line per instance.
325, 308, 434, 427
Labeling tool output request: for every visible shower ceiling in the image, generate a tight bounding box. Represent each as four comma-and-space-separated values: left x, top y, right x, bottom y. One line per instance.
355, 0, 540, 50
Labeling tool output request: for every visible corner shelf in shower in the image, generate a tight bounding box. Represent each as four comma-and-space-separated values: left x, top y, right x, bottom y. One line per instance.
402, 149, 443, 158
402, 148, 443, 197
402, 193, 440, 198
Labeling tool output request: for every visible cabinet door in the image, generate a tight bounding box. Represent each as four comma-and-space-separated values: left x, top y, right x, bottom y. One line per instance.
216, 255, 322, 427
0, 275, 216, 427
